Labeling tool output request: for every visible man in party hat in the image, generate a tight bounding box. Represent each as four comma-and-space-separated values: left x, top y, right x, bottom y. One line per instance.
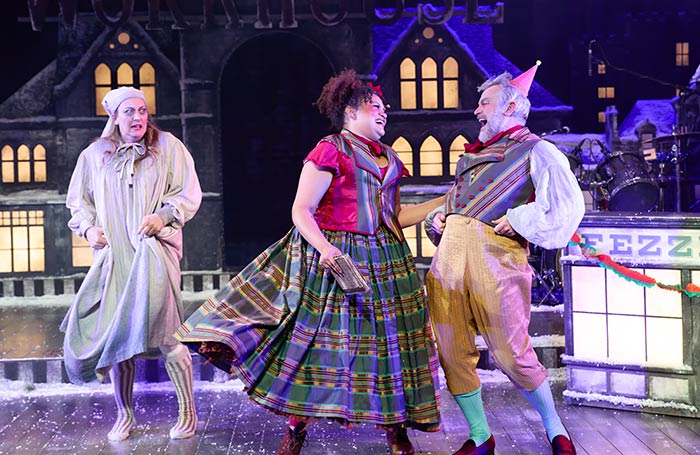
423, 63, 584, 455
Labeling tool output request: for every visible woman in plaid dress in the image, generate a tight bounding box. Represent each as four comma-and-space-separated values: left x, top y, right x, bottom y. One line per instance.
175, 69, 444, 455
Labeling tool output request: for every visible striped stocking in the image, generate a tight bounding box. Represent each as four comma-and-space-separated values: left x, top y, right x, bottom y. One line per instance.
164, 344, 197, 439
107, 358, 136, 441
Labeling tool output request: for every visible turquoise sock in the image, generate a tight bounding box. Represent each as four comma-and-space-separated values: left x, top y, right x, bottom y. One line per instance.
519, 380, 567, 442
453, 388, 491, 445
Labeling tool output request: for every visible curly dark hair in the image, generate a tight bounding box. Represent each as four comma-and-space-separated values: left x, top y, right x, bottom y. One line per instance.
315, 69, 383, 132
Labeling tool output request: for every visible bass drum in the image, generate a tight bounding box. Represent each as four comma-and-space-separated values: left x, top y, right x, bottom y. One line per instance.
595, 151, 659, 211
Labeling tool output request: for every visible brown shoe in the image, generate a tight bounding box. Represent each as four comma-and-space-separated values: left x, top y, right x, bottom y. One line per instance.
275, 424, 308, 455
551, 434, 577, 455
453, 435, 495, 455
386, 425, 415, 455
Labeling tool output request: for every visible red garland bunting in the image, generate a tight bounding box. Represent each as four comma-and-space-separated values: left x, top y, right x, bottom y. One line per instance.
569, 233, 700, 298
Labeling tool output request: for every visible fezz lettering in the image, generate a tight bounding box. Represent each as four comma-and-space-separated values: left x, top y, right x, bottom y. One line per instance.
581, 232, 697, 258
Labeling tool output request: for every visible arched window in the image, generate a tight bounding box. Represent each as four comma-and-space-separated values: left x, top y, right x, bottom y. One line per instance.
16, 145, 31, 183
33, 145, 46, 182
139, 63, 157, 114
95, 63, 112, 115
1, 144, 48, 183
449, 135, 468, 175
419, 136, 442, 176
94, 62, 158, 115
391, 136, 413, 175
117, 63, 134, 86
0, 210, 45, 273
443, 57, 459, 109
399, 54, 460, 110
400, 58, 417, 110
421, 58, 438, 109
1, 145, 14, 183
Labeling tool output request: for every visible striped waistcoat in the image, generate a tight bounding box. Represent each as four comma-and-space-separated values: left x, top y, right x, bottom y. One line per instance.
318, 132, 405, 241
448, 128, 539, 225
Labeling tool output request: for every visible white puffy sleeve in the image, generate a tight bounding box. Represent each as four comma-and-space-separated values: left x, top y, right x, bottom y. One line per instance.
158, 133, 202, 229
507, 140, 585, 249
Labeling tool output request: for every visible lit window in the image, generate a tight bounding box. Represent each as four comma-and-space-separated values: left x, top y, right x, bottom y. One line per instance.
117, 63, 134, 86
95, 63, 112, 116
139, 63, 157, 114
443, 57, 459, 109
597, 63, 606, 75
391, 136, 413, 175
449, 135, 468, 175
72, 232, 93, 267
597, 87, 615, 99
0, 210, 45, 273
598, 112, 606, 123
419, 136, 442, 176
1, 145, 14, 183
676, 42, 689, 67
400, 58, 417, 110
117, 32, 131, 45
33, 145, 46, 182
401, 214, 435, 258
0, 144, 47, 183
400, 55, 460, 110
94, 62, 158, 115
421, 58, 438, 109
17, 145, 31, 183
402, 224, 418, 256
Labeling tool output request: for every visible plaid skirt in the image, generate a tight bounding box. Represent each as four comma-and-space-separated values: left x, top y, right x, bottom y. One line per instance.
175, 226, 441, 430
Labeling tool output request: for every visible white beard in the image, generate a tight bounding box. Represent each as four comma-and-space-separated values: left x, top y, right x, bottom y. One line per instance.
478, 112, 507, 143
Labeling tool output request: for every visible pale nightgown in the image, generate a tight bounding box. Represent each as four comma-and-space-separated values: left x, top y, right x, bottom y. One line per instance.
61, 131, 202, 384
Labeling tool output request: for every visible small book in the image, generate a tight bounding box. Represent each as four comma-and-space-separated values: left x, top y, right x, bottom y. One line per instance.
331, 254, 371, 294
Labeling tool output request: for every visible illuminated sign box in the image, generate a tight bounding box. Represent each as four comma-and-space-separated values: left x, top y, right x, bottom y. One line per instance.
561, 213, 700, 418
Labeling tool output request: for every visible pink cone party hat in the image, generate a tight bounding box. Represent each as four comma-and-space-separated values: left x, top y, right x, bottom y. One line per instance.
510, 60, 541, 97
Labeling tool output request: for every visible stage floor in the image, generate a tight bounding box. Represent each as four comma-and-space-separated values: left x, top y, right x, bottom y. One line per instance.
1, 374, 698, 455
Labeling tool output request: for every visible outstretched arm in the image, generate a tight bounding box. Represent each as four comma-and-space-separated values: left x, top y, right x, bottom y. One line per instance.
396, 192, 447, 228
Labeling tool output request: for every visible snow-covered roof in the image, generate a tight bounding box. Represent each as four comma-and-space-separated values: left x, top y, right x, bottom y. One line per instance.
0, 61, 56, 119
373, 13, 570, 110
618, 99, 676, 138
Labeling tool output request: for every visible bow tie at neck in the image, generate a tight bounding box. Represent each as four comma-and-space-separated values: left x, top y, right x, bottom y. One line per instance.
346, 130, 384, 157
113, 142, 147, 187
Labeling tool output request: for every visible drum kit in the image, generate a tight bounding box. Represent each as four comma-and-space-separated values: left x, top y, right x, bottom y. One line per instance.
564, 132, 700, 213
529, 131, 700, 305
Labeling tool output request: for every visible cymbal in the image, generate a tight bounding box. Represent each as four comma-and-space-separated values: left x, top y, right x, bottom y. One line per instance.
643, 132, 700, 143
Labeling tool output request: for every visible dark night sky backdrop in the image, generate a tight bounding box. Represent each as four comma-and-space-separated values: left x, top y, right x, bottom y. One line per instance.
1, 0, 695, 129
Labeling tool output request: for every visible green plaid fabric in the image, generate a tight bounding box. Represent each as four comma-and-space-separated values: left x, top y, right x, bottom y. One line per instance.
176, 226, 441, 430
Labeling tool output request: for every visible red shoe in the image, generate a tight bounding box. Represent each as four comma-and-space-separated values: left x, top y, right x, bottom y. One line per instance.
453, 435, 495, 455
551, 434, 577, 455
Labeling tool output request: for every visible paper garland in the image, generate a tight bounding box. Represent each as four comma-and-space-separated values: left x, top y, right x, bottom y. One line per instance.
569, 232, 700, 298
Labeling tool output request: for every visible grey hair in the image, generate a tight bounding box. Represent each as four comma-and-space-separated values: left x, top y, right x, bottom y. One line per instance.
477, 72, 531, 124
